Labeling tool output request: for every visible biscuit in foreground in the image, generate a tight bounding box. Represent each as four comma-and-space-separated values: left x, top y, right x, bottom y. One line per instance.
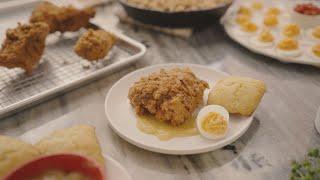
35, 124, 105, 168
208, 76, 266, 116
0, 136, 40, 178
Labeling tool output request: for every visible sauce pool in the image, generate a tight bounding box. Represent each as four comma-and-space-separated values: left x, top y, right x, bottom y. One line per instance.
137, 115, 199, 141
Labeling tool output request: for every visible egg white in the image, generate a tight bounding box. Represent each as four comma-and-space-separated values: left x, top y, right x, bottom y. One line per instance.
250, 36, 274, 48
196, 105, 230, 140
276, 47, 302, 57
233, 26, 259, 37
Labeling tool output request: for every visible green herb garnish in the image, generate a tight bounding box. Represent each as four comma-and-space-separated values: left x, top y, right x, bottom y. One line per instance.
291, 149, 320, 180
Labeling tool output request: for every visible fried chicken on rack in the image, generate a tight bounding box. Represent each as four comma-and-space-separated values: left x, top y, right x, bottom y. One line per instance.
74, 29, 116, 61
129, 68, 209, 126
0, 22, 49, 74
30, 1, 96, 33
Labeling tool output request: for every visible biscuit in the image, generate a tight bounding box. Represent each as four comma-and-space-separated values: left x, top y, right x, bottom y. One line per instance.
208, 76, 266, 116
35, 125, 105, 168
0, 136, 40, 177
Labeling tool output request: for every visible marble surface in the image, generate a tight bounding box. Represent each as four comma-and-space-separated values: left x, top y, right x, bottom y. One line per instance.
1, 3, 320, 180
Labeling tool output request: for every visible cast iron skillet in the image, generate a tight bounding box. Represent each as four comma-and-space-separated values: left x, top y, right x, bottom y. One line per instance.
119, 0, 232, 28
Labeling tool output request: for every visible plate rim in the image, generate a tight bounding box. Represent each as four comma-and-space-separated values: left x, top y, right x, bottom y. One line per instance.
105, 63, 254, 155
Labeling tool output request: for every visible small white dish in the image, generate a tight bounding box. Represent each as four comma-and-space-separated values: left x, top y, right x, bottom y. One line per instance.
105, 63, 255, 155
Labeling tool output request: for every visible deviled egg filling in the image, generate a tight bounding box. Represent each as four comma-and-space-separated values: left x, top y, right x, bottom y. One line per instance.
313, 44, 320, 57
259, 29, 274, 42
235, 14, 251, 25
251, 1, 263, 10
263, 15, 278, 27
241, 21, 258, 33
277, 38, 299, 50
282, 24, 301, 37
201, 112, 228, 135
266, 7, 281, 16
238, 6, 252, 17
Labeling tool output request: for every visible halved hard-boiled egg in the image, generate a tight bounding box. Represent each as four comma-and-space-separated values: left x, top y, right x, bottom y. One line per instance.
236, 21, 258, 36
306, 26, 320, 42
309, 44, 320, 60
266, 7, 281, 16
196, 105, 229, 140
276, 38, 302, 57
251, 1, 263, 11
235, 14, 251, 26
282, 23, 301, 38
263, 15, 278, 27
251, 29, 274, 47
238, 6, 252, 17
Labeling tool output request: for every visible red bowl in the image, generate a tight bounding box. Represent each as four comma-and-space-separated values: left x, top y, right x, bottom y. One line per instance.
4, 153, 106, 180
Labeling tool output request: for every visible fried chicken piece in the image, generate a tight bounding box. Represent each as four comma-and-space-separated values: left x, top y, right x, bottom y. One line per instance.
0, 22, 49, 74
129, 68, 209, 126
74, 29, 116, 61
30, 1, 96, 33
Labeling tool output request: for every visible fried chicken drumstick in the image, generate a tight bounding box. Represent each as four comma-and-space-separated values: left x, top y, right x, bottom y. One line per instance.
74, 29, 116, 61
30, 1, 96, 33
0, 22, 49, 74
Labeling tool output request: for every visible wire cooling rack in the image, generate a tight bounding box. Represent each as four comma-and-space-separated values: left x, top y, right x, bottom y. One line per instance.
0, 1, 146, 118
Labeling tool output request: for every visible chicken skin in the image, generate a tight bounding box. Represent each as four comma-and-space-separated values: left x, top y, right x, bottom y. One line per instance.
30, 1, 96, 33
74, 29, 116, 61
129, 68, 209, 126
0, 22, 49, 74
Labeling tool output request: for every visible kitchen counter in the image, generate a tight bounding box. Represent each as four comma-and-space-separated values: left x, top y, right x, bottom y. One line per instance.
1, 4, 320, 180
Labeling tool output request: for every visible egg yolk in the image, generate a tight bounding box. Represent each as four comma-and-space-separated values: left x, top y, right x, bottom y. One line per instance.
235, 14, 251, 25
283, 24, 301, 37
238, 6, 252, 17
201, 112, 227, 135
258, 29, 274, 42
252, 2, 263, 10
312, 26, 320, 39
241, 22, 258, 32
266, 7, 281, 16
277, 38, 299, 50
313, 44, 320, 57
263, 15, 278, 27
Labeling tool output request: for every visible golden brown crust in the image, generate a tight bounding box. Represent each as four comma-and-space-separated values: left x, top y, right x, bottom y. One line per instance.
30, 1, 96, 33
0, 136, 40, 178
35, 125, 105, 168
0, 22, 49, 74
74, 29, 116, 61
208, 76, 266, 116
129, 68, 209, 126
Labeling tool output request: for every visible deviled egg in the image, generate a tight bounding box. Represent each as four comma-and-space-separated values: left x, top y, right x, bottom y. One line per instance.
276, 38, 302, 57
282, 23, 301, 38
196, 105, 229, 140
251, 29, 274, 47
235, 21, 259, 36
309, 44, 320, 60
306, 26, 320, 42
235, 14, 251, 26
263, 14, 279, 28
266, 7, 281, 16
238, 6, 252, 17
251, 1, 263, 11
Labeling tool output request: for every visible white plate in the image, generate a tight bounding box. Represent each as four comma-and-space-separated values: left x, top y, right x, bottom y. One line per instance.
103, 155, 132, 180
221, 2, 320, 68
105, 63, 254, 155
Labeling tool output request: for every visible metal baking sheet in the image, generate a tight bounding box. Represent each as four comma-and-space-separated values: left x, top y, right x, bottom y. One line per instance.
0, 0, 146, 118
